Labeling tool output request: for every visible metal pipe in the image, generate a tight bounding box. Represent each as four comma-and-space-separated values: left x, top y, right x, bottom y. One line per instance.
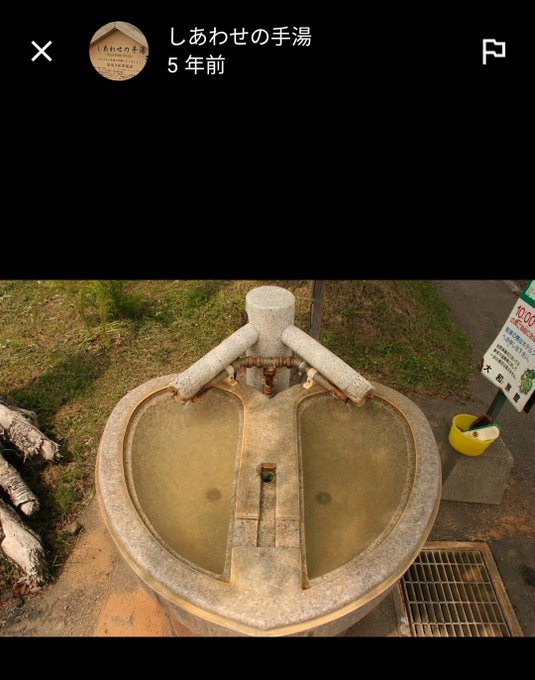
173, 352, 356, 405
309, 280, 326, 340
296, 361, 348, 402
282, 325, 374, 406
235, 355, 353, 402
232, 356, 296, 370
169, 323, 258, 402
312, 372, 349, 403
487, 390, 507, 421
262, 367, 276, 396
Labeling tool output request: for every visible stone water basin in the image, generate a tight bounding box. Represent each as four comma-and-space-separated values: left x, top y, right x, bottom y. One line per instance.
97, 374, 441, 636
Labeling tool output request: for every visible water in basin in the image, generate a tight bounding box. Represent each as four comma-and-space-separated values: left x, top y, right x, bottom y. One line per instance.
299, 394, 415, 580
128, 389, 241, 576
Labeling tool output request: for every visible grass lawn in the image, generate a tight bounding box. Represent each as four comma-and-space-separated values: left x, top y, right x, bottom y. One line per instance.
0, 279, 472, 586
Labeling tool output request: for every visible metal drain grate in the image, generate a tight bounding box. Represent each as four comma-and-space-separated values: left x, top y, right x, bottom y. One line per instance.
400, 542, 523, 637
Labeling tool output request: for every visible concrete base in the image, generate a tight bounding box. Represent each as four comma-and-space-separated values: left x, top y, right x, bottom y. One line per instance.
342, 583, 409, 637
440, 426, 513, 505
490, 538, 535, 635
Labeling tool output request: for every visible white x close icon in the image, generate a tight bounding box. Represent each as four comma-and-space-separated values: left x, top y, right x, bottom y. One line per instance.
31, 41, 52, 62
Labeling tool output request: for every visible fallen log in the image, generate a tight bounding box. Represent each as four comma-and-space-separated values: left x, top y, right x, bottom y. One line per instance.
0, 396, 58, 586
0, 399, 60, 462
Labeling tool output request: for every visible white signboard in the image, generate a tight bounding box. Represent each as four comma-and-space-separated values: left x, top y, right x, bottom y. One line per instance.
482, 280, 535, 412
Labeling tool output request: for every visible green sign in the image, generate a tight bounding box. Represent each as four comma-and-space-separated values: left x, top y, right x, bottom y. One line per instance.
521, 279, 535, 307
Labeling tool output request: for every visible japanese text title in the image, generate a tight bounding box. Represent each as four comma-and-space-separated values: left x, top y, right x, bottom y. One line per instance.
169, 26, 312, 75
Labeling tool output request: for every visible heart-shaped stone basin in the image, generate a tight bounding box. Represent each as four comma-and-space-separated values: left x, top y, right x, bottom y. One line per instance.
98, 375, 441, 636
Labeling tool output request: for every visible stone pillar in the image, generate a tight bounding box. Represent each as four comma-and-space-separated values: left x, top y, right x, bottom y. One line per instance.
245, 286, 296, 394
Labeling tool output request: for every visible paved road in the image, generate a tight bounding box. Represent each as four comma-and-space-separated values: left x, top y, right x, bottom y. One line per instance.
424, 280, 534, 635
432, 280, 533, 494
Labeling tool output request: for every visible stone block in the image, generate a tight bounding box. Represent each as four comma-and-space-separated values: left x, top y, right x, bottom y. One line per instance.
440, 433, 513, 505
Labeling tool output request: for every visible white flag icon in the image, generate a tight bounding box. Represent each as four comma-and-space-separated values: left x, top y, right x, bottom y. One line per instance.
482, 39, 506, 65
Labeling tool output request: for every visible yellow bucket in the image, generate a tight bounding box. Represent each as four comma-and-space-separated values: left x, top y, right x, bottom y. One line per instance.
448, 414, 499, 457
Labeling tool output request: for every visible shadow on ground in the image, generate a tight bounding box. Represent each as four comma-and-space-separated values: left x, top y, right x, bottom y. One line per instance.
2, 349, 112, 576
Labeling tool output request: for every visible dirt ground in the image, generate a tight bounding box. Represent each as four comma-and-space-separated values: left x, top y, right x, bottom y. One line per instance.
0, 500, 180, 636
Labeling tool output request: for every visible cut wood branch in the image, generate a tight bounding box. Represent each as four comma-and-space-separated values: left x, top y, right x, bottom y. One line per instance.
0, 395, 59, 586
0, 402, 60, 462
0, 445, 39, 515
0, 498, 47, 586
